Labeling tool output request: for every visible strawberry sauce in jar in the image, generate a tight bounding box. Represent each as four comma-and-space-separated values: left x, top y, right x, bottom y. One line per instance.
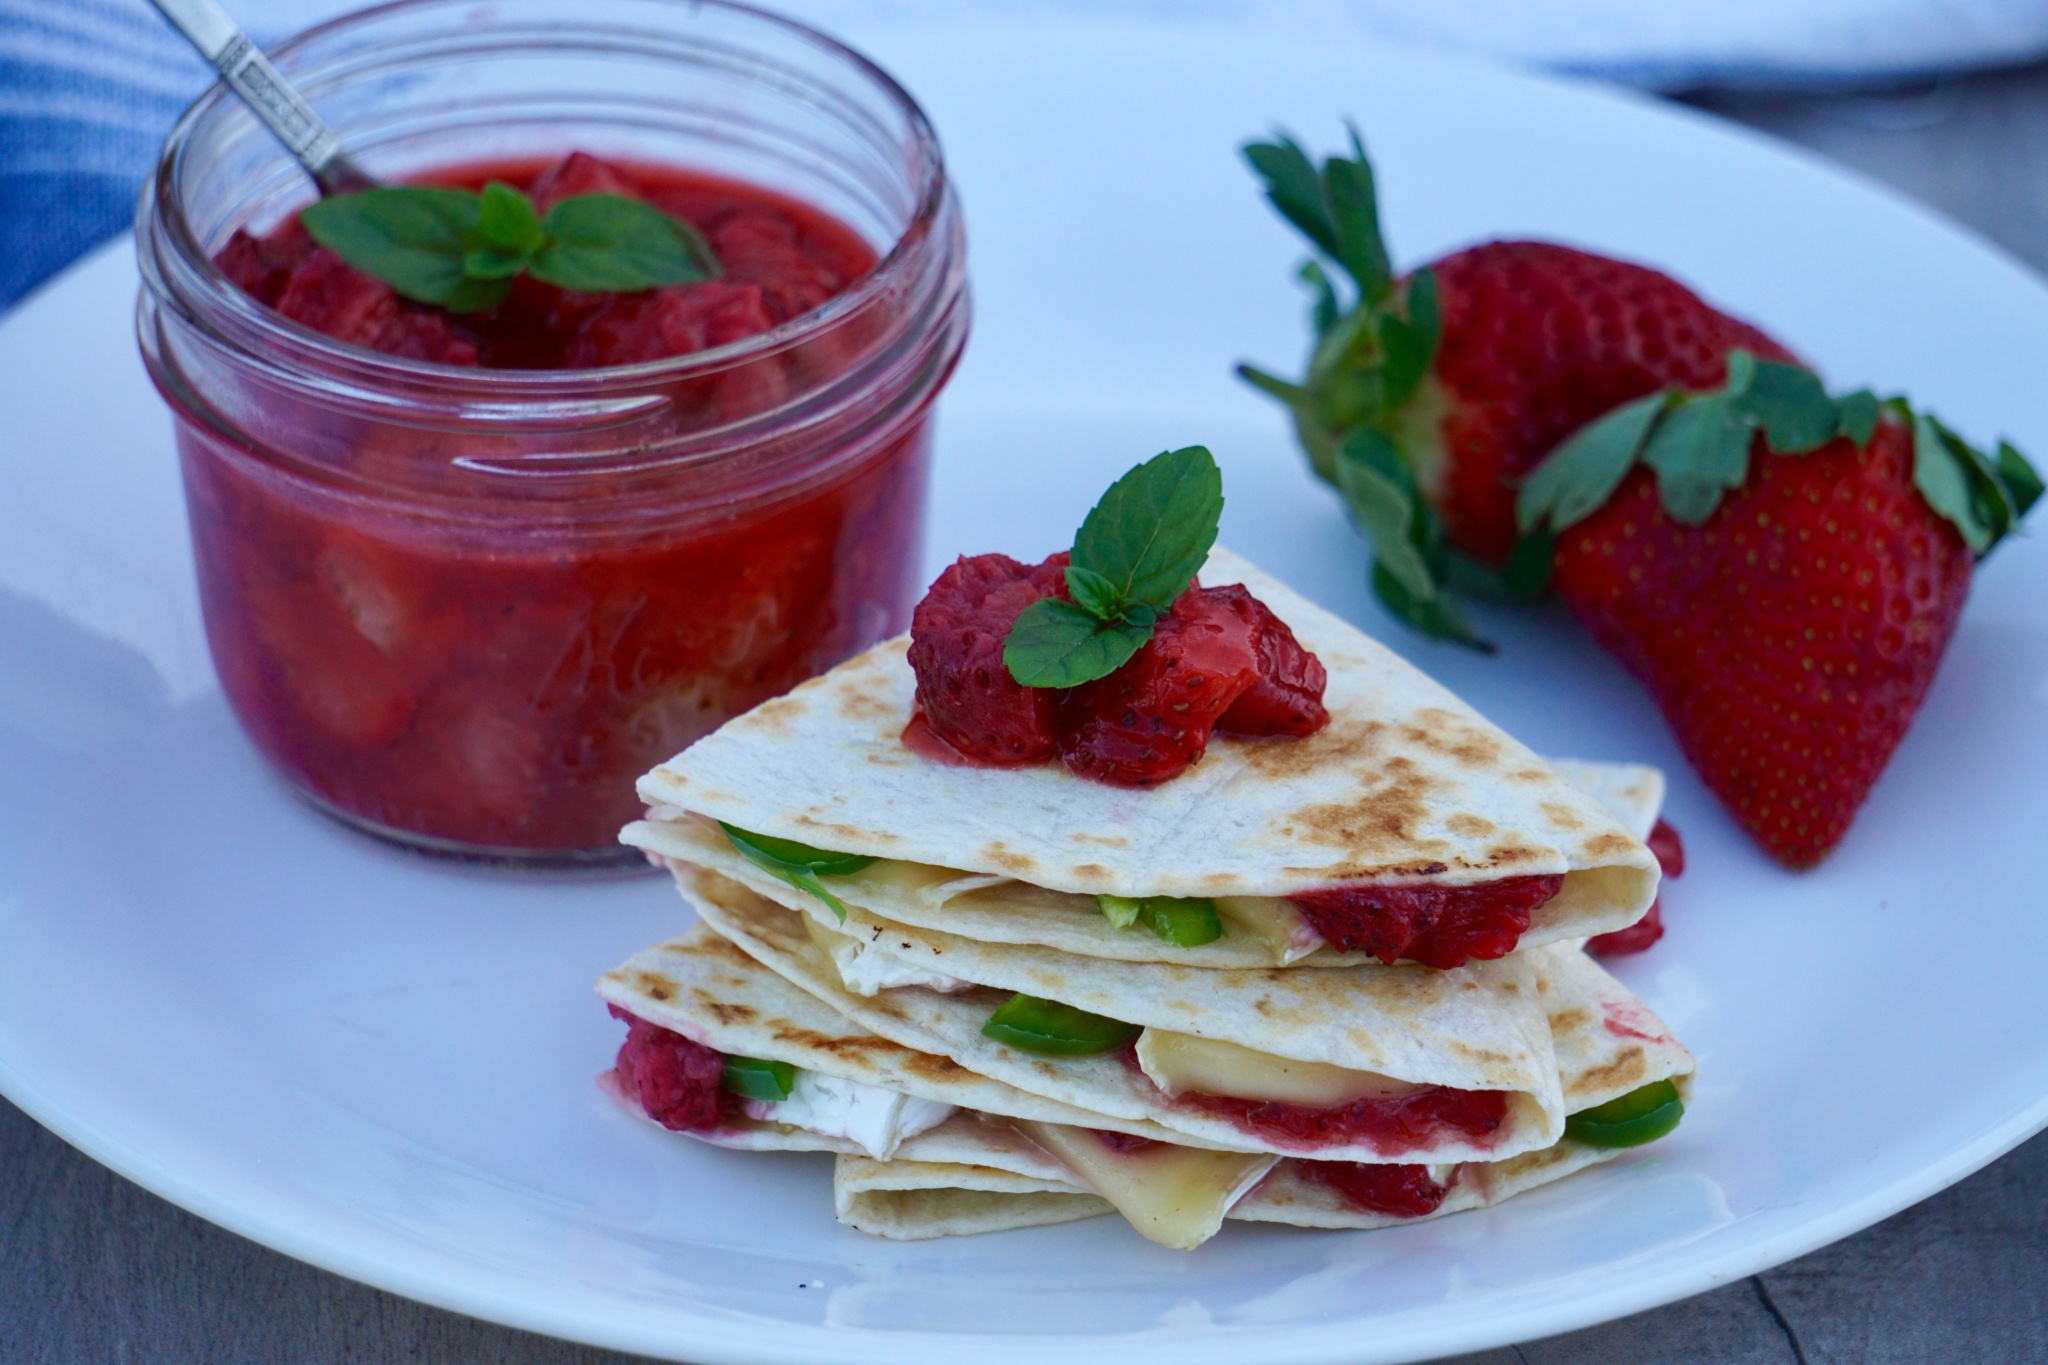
136, 0, 967, 867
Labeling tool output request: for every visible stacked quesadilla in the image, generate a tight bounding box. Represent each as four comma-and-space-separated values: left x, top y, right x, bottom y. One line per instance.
597, 548, 1695, 1249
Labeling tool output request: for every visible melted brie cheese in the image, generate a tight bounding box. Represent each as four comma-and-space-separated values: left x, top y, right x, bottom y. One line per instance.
742, 1071, 953, 1159
1213, 896, 1323, 962
805, 915, 973, 995
1135, 1029, 1422, 1106
1014, 1120, 1276, 1249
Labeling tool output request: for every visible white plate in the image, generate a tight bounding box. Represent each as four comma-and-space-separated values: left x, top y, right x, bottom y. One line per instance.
6, 21, 2048, 1365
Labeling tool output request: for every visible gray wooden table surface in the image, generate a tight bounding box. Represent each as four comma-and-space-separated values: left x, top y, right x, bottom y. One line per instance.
8, 60, 2048, 1365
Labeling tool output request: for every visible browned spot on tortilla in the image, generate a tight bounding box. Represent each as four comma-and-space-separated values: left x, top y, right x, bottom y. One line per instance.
902, 1050, 973, 1082
1253, 999, 1274, 1017
628, 970, 678, 1003
1288, 755, 1454, 868
1548, 1007, 1593, 1035
1446, 813, 1496, 838
1540, 802, 1584, 831
836, 681, 900, 724
699, 1000, 756, 1026
1566, 1047, 1650, 1101
1401, 707, 1504, 769
1581, 832, 1637, 859
1445, 1041, 1516, 1068
1239, 716, 1391, 779
1071, 863, 1111, 881
1510, 769, 1548, 782
979, 842, 1038, 876
766, 1022, 903, 1059
743, 695, 803, 735
1477, 845, 1544, 870
786, 814, 891, 847
1069, 833, 1129, 848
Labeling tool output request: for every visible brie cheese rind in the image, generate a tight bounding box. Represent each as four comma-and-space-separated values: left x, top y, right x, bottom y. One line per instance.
686, 869, 1567, 1167
627, 548, 1662, 959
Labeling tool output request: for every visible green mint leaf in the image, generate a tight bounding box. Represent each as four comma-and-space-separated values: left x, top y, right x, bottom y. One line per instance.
474, 181, 545, 256
1300, 259, 1341, 337
1069, 446, 1224, 613
1243, 137, 1340, 262
1997, 440, 2045, 518
1324, 148, 1391, 304
1642, 391, 1756, 526
1003, 598, 1153, 688
1734, 355, 1840, 452
300, 186, 481, 307
1063, 564, 1123, 619
1913, 411, 1994, 554
1835, 389, 1882, 447
718, 822, 875, 923
1518, 390, 1669, 534
532, 193, 720, 292
463, 245, 530, 281
1370, 561, 1494, 653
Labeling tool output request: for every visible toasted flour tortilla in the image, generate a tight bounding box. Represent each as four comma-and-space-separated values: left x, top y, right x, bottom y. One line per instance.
685, 868, 1565, 1164
630, 549, 1658, 943
627, 757, 1668, 971
836, 944, 1696, 1239
598, 923, 1208, 1148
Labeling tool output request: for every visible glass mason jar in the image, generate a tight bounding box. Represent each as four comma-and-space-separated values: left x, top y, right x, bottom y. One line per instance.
136, 0, 967, 870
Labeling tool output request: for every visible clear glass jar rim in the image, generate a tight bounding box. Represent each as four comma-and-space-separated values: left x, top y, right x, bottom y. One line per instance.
146, 0, 953, 396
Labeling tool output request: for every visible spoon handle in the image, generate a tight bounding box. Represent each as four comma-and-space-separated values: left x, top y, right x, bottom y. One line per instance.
146, 0, 375, 194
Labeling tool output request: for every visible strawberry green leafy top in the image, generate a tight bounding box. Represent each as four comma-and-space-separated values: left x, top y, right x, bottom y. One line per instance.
1237, 130, 2041, 650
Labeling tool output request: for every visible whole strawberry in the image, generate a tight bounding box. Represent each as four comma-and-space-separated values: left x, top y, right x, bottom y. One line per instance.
1517, 360, 2040, 866
1240, 132, 1798, 645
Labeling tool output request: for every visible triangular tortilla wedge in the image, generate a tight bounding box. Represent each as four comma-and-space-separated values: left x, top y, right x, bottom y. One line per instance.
597, 925, 1212, 1151
835, 941, 1695, 1239
628, 756, 1669, 972
683, 868, 1566, 1165
628, 549, 1659, 948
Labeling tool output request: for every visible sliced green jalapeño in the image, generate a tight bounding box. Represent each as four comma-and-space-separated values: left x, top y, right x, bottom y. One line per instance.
719, 822, 876, 922
1564, 1079, 1684, 1149
982, 994, 1142, 1056
1096, 894, 1225, 947
722, 1054, 798, 1103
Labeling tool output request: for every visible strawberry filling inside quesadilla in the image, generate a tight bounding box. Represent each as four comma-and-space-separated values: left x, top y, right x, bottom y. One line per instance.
1285, 873, 1566, 967
1295, 1160, 1453, 1218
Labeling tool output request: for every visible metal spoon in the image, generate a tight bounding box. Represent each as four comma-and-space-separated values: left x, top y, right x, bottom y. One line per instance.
147, 0, 377, 194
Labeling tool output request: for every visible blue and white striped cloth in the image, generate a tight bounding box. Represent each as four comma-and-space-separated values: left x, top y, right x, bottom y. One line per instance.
7, 0, 2048, 311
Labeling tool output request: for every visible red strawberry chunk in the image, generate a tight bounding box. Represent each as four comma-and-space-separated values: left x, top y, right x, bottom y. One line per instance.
215, 223, 315, 305
1056, 586, 1262, 786
556, 281, 777, 367
273, 248, 480, 365
607, 1004, 737, 1132
1209, 583, 1330, 737
1588, 817, 1684, 957
528, 151, 646, 212
1295, 1160, 1452, 1218
1288, 874, 1564, 968
1175, 1085, 1507, 1156
907, 552, 1071, 764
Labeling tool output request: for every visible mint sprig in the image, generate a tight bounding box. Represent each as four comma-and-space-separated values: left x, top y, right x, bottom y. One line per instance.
1003, 447, 1225, 689
1517, 350, 2042, 558
300, 181, 721, 313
